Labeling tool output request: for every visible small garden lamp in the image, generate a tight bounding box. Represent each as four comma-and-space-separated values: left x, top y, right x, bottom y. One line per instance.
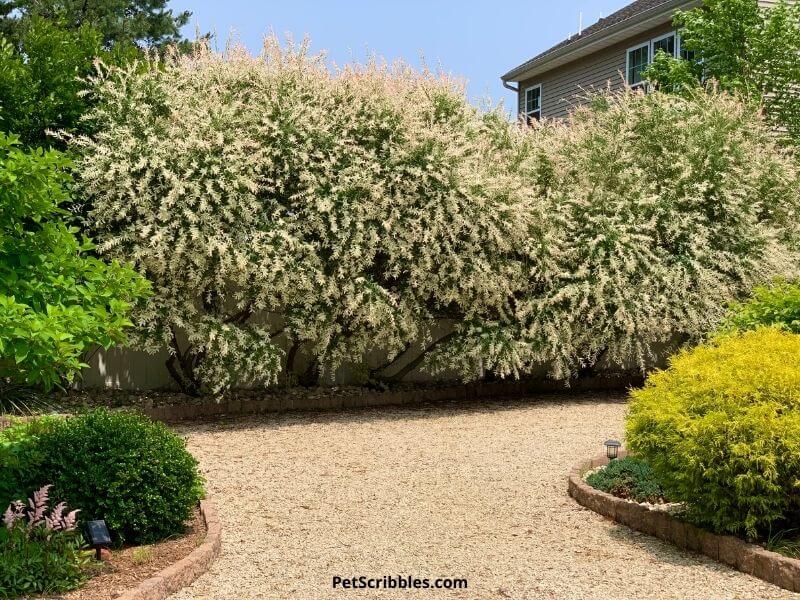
85, 519, 112, 560
604, 439, 622, 461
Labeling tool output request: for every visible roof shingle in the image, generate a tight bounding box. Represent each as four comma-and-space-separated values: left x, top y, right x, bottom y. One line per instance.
502, 0, 676, 80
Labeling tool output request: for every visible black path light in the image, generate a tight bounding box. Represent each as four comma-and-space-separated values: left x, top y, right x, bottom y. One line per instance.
604, 439, 622, 461
85, 519, 112, 560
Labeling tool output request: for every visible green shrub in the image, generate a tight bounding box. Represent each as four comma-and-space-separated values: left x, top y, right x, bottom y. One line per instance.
0, 133, 150, 400
627, 328, 800, 538
585, 457, 665, 503
0, 409, 203, 545
0, 416, 59, 507
722, 280, 800, 333
0, 486, 87, 597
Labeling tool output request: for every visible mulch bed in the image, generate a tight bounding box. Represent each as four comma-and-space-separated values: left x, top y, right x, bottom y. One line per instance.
56, 507, 204, 600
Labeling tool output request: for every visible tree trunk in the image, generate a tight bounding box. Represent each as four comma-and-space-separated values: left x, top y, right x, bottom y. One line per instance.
165, 327, 202, 396
376, 332, 456, 385
298, 357, 320, 387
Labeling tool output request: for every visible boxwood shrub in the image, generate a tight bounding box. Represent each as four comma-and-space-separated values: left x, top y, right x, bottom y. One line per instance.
0, 415, 60, 508
626, 328, 800, 538
0, 409, 203, 545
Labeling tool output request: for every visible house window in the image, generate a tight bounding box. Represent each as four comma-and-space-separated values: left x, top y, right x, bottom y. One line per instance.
626, 42, 650, 88
524, 84, 542, 123
677, 36, 695, 62
652, 32, 676, 58
627, 31, 691, 88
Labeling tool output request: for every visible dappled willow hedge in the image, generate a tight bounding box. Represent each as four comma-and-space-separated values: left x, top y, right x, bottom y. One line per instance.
74, 38, 800, 394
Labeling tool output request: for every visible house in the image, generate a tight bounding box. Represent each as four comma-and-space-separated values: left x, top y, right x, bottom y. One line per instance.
501, 0, 783, 122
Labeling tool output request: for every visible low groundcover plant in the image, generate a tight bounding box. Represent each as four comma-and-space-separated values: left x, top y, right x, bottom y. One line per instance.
585, 457, 666, 504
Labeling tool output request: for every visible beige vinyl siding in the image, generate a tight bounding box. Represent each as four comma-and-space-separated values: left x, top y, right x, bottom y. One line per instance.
518, 24, 675, 120
759, 0, 797, 9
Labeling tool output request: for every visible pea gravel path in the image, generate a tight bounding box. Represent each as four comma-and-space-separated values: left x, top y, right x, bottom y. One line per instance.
171, 392, 795, 600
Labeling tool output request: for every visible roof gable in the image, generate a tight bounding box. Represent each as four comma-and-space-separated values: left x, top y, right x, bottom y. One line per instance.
502, 0, 694, 82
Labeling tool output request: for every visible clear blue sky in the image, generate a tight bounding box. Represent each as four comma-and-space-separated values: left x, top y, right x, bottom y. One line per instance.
170, 0, 632, 111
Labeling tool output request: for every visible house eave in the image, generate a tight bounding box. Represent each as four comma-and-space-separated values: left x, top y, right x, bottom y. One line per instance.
501, 0, 700, 83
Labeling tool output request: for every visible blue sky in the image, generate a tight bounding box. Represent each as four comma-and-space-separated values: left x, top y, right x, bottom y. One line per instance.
170, 1, 631, 111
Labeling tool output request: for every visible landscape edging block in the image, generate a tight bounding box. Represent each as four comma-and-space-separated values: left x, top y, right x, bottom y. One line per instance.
134, 375, 641, 422
112, 498, 222, 600
568, 455, 799, 593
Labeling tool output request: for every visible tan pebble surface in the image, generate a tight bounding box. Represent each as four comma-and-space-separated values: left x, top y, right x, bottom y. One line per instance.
170, 392, 795, 600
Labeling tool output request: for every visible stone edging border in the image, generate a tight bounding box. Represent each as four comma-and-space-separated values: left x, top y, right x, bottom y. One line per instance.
137, 375, 641, 422
115, 499, 222, 600
568, 453, 800, 593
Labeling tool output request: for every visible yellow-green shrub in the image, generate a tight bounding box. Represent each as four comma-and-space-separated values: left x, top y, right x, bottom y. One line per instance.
626, 328, 800, 538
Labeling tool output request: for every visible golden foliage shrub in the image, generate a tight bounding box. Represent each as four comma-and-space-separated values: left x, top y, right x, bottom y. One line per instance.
627, 328, 800, 538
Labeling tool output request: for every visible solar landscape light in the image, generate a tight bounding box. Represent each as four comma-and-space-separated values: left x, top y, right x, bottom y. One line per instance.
604, 439, 622, 461
85, 519, 112, 560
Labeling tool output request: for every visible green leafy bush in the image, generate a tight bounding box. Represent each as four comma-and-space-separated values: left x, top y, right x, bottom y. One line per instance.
0, 409, 203, 545
0, 416, 59, 507
722, 280, 800, 333
0, 133, 149, 399
0, 486, 87, 597
585, 457, 665, 503
627, 328, 800, 538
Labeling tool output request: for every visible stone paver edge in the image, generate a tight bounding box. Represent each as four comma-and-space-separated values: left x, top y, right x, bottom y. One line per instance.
568, 453, 800, 593
113, 499, 222, 600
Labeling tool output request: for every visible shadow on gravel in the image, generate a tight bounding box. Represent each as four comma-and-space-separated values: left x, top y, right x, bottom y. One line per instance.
174, 390, 629, 433
606, 524, 734, 572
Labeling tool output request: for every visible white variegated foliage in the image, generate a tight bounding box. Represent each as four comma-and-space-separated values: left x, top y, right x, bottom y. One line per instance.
432, 90, 800, 381
74, 38, 547, 394
74, 39, 800, 394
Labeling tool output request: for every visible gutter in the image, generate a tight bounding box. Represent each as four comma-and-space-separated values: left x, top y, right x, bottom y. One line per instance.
501, 0, 699, 83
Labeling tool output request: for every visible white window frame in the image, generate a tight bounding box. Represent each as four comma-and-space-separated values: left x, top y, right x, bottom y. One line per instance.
651, 31, 678, 59
626, 41, 651, 89
523, 84, 542, 123
627, 31, 684, 90
676, 33, 696, 62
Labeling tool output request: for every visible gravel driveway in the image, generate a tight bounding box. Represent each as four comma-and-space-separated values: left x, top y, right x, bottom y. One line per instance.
171, 392, 794, 600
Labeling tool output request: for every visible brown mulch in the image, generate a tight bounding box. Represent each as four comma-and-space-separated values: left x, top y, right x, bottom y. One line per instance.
60, 507, 205, 600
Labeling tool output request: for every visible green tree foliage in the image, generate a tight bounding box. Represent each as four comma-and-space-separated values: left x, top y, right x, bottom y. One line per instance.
0, 133, 149, 395
645, 0, 800, 145
0, 0, 190, 48
627, 328, 800, 538
722, 280, 800, 333
0, 17, 138, 148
